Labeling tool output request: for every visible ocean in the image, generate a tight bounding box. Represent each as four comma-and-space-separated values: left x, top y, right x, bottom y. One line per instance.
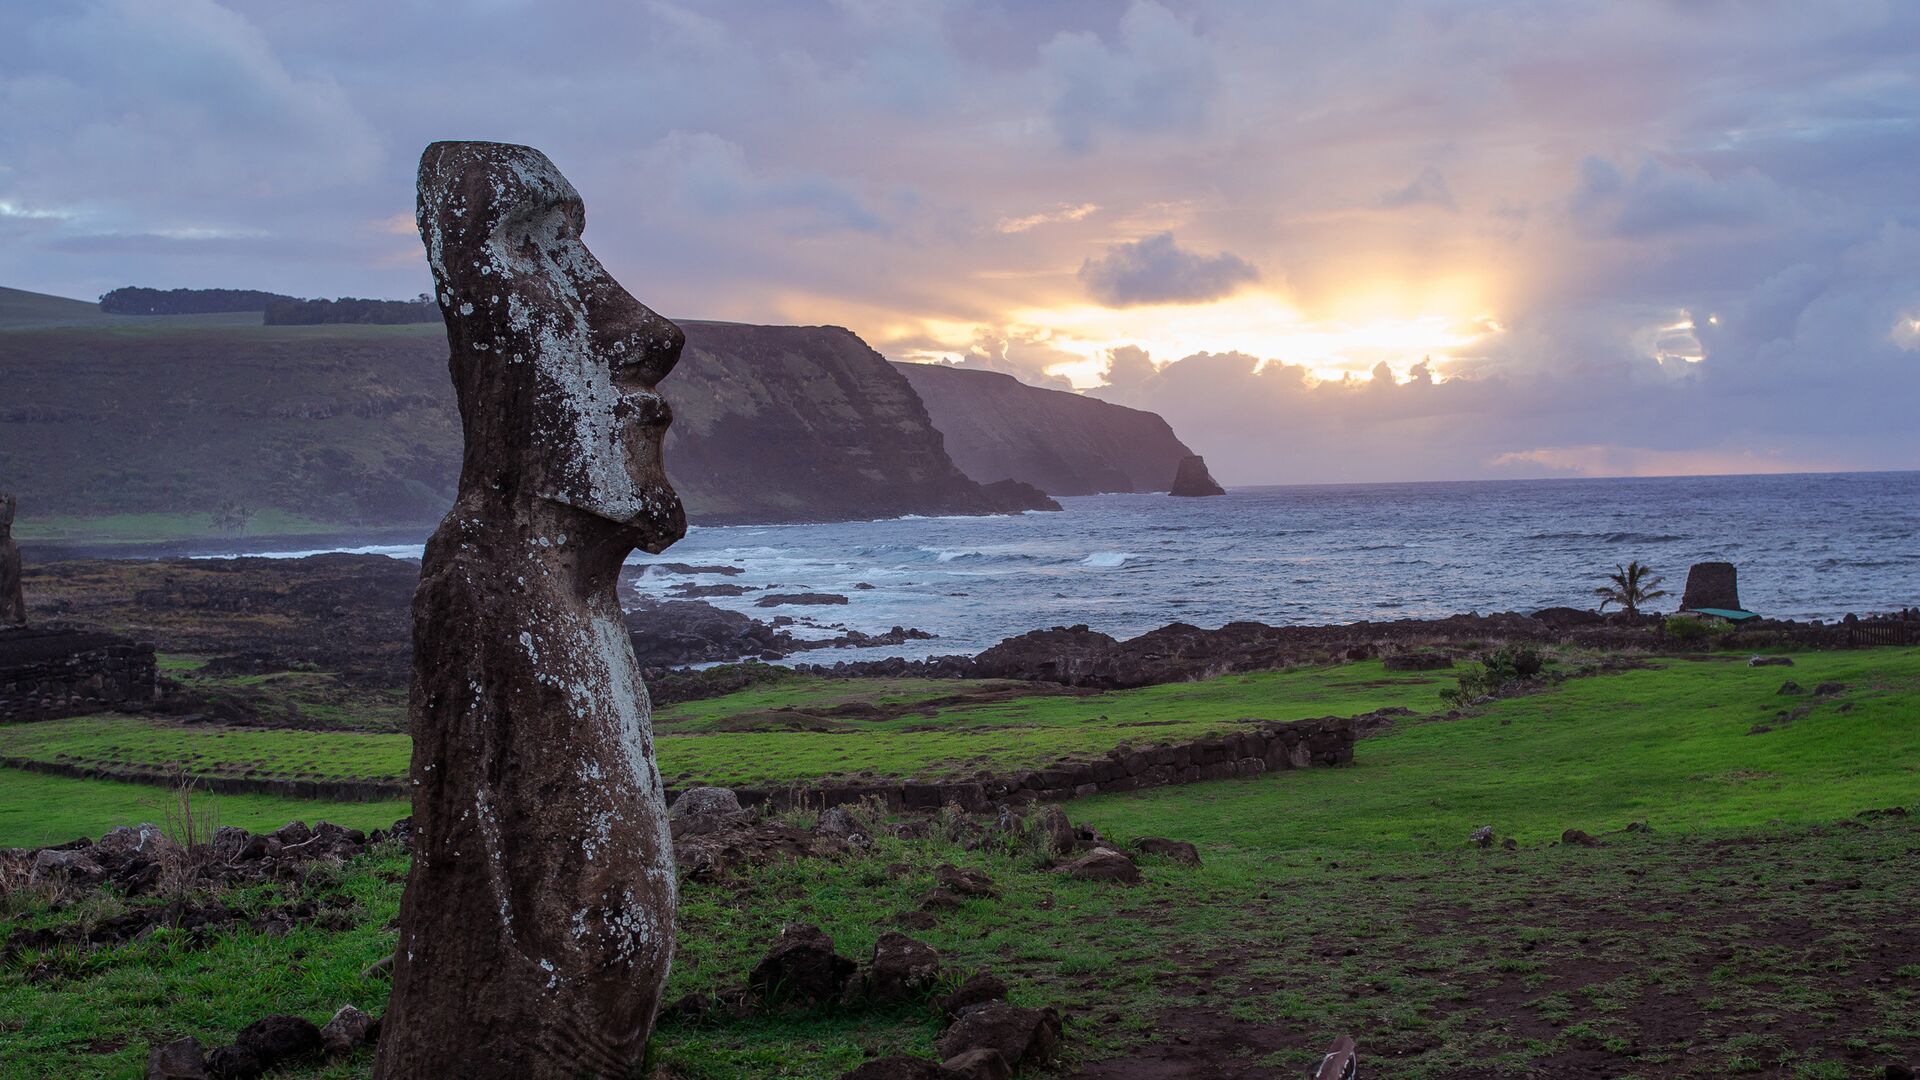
223, 471, 1920, 664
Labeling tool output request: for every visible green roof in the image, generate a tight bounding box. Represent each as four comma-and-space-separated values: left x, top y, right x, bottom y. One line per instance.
1687, 607, 1760, 622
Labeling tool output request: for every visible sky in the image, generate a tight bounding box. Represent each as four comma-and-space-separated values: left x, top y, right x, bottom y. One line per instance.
3, 0, 1918, 484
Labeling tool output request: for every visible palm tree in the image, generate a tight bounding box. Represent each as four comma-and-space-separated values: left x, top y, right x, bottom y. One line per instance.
1595, 560, 1668, 616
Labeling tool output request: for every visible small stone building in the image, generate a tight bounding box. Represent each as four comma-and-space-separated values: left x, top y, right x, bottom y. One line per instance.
0, 626, 159, 724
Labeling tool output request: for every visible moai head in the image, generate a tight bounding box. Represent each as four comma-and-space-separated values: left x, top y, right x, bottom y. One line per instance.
416, 141, 686, 553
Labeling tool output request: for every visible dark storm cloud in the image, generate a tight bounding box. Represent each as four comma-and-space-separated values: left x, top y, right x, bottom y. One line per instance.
1077, 232, 1258, 307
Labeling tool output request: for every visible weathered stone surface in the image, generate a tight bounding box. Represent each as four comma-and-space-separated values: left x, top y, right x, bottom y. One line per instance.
867, 932, 944, 1003
935, 1003, 1063, 1068
1132, 836, 1201, 866
1561, 829, 1606, 848
1749, 655, 1793, 667
96, 823, 181, 862
1036, 805, 1077, 854
376, 142, 688, 1079
319, 1005, 377, 1058
1680, 561, 1740, 612
934, 863, 998, 897
1054, 847, 1141, 884
235, 1014, 320, 1067
29, 847, 104, 887
0, 625, 159, 724
749, 923, 857, 1004
672, 786, 744, 819
204, 1044, 263, 1080
1168, 453, 1225, 496
0, 493, 22, 625
146, 1037, 209, 1080
941, 1048, 1013, 1080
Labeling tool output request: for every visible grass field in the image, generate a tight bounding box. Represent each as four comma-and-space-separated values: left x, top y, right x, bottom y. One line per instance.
0, 660, 1457, 820
2, 649, 1916, 1077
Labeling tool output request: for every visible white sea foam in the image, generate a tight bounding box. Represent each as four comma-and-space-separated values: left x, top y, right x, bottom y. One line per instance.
1080, 551, 1133, 568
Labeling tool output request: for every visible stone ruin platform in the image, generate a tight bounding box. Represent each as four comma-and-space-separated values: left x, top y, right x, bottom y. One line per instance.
0, 625, 158, 724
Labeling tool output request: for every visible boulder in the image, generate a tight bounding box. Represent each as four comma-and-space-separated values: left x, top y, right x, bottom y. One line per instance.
234, 1014, 320, 1067
319, 1004, 377, 1058
1777, 680, 1803, 695
816, 805, 869, 841
942, 1048, 1013, 1080
935, 1003, 1063, 1068
1132, 837, 1200, 866
29, 847, 105, 887
749, 923, 857, 1004
204, 1044, 263, 1080
1036, 805, 1076, 855
146, 1037, 209, 1080
933, 863, 998, 897
672, 787, 744, 819
1748, 655, 1793, 667
96, 823, 182, 862
838, 1057, 951, 1080
867, 932, 944, 1003
1054, 847, 1141, 884
1560, 829, 1605, 848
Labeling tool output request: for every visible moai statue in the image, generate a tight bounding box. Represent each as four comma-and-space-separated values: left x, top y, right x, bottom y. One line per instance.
374, 143, 688, 1079
1680, 561, 1741, 612
0, 494, 24, 625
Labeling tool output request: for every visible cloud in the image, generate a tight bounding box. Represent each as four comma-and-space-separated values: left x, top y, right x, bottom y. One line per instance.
1572, 157, 1789, 237
996, 202, 1098, 234
1077, 232, 1259, 307
1039, 1, 1216, 152
639, 131, 891, 236
1378, 167, 1456, 211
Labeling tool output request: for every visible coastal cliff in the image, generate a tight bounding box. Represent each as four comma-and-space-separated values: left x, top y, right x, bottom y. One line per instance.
893, 361, 1196, 495
0, 290, 1050, 534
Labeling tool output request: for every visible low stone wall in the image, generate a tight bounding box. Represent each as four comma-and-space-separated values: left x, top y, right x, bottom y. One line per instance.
677, 714, 1357, 813
0, 626, 158, 724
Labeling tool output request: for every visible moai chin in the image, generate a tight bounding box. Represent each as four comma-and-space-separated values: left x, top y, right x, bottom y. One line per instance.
374, 142, 688, 1079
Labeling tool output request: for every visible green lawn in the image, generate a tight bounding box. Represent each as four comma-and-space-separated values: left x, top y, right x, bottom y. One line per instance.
0, 660, 1457, 818
1, 648, 1915, 1078
10, 510, 342, 545
0, 769, 406, 850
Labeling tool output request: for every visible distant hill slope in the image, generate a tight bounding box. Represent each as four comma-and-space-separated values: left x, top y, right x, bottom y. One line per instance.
0, 288, 1039, 532
894, 361, 1195, 494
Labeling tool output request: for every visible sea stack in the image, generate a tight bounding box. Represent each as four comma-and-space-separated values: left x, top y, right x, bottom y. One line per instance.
0, 494, 24, 625
1169, 454, 1226, 497
375, 142, 687, 1079
1680, 561, 1740, 612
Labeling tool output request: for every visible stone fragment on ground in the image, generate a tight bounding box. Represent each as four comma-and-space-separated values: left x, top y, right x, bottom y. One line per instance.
234, 1014, 320, 1068
935, 1002, 1063, 1068
1036, 805, 1076, 854
749, 923, 857, 1005
1778, 679, 1803, 695
1561, 828, 1605, 848
1133, 836, 1201, 865
1748, 655, 1793, 667
941, 1047, 1013, 1080
865, 932, 943, 1003
204, 1044, 263, 1080
1054, 847, 1141, 883
671, 786, 744, 819
319, 1004, 377, 1058
1468, 825, 1495, 848
934, 863, 997, 897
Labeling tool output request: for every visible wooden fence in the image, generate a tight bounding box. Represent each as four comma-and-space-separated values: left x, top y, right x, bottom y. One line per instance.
1847, 622, 1920, 647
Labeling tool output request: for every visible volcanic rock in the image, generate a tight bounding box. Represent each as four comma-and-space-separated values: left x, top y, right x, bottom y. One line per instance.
935, 1003, 1063, 1068
1054, 847, 1141, 883
204, 1044, 263, 1080
234, 1014, 320, 1067
754, 592, 850, 607
1035, 805, 1078, 855
977, 478, 1063, 512
1561, 829, 1606, 848
1134, 836, 1201, 865
95, 823, 181, 861
934, 863, 998, 897
29, 847, 105, 887
749, 923, 857, 1005
942, 1048, 1014, 1080
672, 786, 744, 820
939, 972, 1010, 1018
1168, 454, 1226, 496
866, 932, 944, 1003
319, 1005, 377, 1058
1749, 655, 1793, 667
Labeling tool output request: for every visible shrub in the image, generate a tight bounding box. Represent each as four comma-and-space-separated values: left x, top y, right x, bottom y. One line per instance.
1665, 615, 1730, 645
1439, 646, 1546, 706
